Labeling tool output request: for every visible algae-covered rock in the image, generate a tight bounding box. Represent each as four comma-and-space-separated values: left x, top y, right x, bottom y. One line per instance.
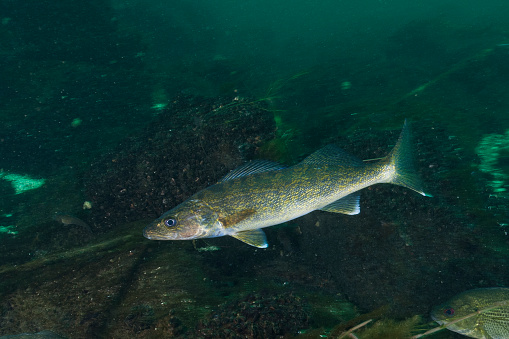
84, 95, 276, 230
0, 330, 66, 339
193, 292, 310, 338
0, 222, 219, 338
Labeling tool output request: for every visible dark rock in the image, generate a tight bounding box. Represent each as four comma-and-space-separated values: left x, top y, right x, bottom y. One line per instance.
193, 291, 309, 339
84, 95, 276, 230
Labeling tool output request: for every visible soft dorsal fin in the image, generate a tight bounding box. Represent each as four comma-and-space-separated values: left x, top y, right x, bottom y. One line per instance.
301, 144, 364, 167
319, 192, 361, 215
231, 229, 268, 248
218, 209, 256, 228
219, 160, 285, 182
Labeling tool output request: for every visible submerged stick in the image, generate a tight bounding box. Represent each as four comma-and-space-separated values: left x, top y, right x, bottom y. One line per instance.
338, 319, 373, 339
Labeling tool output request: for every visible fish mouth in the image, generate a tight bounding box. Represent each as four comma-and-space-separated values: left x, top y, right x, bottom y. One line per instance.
143, 223, 177, 240
430, 313, 446, 325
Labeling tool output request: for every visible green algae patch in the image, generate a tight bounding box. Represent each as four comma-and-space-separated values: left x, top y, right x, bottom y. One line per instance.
0, 225, 17, 235
476, 129, 509, 196
0, 171, 46, 194
307, 293, 359, 330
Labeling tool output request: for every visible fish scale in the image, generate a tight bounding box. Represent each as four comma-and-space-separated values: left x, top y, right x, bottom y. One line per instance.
202, 163, 381, 231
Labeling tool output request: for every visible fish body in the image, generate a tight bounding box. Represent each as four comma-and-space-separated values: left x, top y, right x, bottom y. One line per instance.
144, 120, 427, 248
431, 287, 509, 339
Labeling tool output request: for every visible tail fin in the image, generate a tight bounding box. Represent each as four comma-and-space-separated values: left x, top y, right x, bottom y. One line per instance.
384, 120, 431, 197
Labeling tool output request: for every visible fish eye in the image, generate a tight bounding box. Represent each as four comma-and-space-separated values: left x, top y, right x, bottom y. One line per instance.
164, 218, 177, 227
443, 307, 455, 317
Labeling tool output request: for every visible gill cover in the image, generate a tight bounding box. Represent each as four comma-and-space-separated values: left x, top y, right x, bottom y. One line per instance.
143, 199, 220, 240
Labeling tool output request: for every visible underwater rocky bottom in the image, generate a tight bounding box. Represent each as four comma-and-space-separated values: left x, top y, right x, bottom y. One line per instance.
0, 221, 354, 338
1, 216, 500, 339
1, 96, 508, 338
0, 221, 455, 339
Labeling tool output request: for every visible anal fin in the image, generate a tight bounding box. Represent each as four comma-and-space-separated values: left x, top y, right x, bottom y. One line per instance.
319, 193, 360, 215
231, 229, 268, 248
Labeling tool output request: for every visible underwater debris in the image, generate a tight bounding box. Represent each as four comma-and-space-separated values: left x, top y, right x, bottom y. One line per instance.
337, 319, 372, 338
316, 311, 422, 339
195, 245, 220, 252
359, 316, 422, 339
0, 234, 134, 275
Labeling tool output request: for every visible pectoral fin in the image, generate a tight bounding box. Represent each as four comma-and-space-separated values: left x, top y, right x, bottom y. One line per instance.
231, 229, 268, 248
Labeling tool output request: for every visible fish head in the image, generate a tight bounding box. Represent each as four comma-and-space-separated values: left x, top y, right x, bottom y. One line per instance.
431, 299, 482, 337
431, 303, 458, 325
143, 199, 221, 241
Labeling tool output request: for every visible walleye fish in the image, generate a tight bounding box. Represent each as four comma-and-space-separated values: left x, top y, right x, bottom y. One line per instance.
144, 120, 428, 248
431, 287, 509, 339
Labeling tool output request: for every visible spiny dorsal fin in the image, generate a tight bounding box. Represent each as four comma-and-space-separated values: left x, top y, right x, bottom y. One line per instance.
319, 193, 361, 215
300, 144, 364, 167
219, 160, 285, 182
218, 209, 256, 228
231, 229, 268, 248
